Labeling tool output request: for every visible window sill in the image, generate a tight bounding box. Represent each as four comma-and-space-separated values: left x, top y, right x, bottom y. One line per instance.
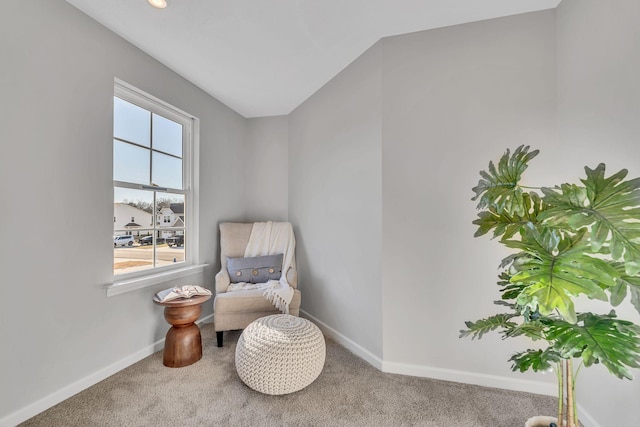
106, 264, 208, 297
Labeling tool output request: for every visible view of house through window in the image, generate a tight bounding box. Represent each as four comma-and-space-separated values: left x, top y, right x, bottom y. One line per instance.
113, 85, 191, 276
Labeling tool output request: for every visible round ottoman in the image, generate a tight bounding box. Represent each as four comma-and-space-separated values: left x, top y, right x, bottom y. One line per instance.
235, 314, 326, 395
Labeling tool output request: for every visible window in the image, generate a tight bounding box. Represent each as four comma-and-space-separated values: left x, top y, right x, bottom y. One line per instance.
112, 80, 199, 281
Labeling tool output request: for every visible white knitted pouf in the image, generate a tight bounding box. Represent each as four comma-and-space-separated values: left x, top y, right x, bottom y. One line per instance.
235, 314, 326, 395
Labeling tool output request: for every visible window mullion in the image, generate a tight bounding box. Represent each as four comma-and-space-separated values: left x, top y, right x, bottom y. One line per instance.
149, 113, 154, 187
153, 190, 157, 268
114, 181, 186, 195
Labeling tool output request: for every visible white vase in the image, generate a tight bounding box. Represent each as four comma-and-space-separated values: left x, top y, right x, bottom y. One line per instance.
525, 415, 558, 427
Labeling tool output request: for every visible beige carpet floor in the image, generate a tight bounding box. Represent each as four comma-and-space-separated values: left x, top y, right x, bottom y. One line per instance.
21, 323, 558, 427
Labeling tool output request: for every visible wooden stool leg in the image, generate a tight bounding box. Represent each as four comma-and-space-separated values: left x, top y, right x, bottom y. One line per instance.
164, 323, 202, 367
162, 304, 203, 368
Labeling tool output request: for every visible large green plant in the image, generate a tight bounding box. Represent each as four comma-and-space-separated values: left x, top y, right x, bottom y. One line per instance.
460, 146, 640, 427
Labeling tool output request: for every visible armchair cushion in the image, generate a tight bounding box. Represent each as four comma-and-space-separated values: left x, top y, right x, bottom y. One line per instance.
227, 254, 283, 284
215, 288, 301, 314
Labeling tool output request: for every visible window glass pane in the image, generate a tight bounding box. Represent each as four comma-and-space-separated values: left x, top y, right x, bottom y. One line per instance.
114, 141, 150, 185
113, 230, 154, 275
156, 193, 186, 228
152, 114, 183, 157
113, 97, 150, 147
114, 189, 155, 275
157, 229, 185, 267
152, 152, 182, 189
156, 193, 186, 267
114, 188, 154, 232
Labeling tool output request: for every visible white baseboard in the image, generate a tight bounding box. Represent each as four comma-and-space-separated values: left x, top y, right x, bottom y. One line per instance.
575, 406, 601, 427
382, 361, 600, 427
383, 360, 556, 396
0, 313, 214, 427
300, 309, 384, 370
300, 310, 600, 427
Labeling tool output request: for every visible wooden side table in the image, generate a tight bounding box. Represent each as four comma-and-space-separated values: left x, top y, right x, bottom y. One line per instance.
154, 294, 212, 368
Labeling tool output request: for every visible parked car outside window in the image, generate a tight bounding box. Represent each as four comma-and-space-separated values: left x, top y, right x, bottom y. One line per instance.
114, 235, 135, 247
139, 236, 165, 246
166, 235, 184, 247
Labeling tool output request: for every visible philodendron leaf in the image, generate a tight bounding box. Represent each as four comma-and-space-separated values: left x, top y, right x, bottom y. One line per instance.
504, 224, 615, 323
610, 262, 640, 314
540, 164, 640, 275
493, 269, 528, 301
459, 314, 517, 340
632, 287, 640, 314
472, 145, 539, 217
504, 321, 546, 341
509, 348, 561, 373
610, 280, 628, 307
517, 281, 577, 324
473, 192, 545, 239
493, 300, 515, 308
546, 312, 640, 380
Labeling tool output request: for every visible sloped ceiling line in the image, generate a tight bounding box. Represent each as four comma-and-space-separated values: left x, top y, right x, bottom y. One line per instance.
66, 0, 561, 118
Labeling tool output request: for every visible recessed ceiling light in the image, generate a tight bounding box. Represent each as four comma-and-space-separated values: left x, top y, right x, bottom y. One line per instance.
148, 0, 167, 9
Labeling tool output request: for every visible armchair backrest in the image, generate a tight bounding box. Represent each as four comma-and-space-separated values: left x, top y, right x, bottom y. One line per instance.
219, 222, 253, 268
216, 222, 298, 294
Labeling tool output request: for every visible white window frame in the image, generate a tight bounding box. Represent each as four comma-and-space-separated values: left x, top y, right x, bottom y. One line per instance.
107, 78, 205, 297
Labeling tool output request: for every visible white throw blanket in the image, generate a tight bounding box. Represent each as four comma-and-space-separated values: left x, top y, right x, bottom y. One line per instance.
226, 221, 295, 313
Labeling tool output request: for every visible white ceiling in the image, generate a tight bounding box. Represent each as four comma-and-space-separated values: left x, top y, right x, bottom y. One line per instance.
66, 0, 561, 118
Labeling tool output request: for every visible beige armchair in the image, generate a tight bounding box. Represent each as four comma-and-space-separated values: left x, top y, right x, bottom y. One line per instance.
213, 222, 302, 347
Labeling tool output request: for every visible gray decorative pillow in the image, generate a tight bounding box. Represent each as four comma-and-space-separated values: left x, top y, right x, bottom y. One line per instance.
227, 254, 284, 284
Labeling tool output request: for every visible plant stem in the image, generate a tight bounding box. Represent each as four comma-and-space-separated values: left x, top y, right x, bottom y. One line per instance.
567, 359, 575, 427
572, 361, 582, 426
556, 361, 564, 426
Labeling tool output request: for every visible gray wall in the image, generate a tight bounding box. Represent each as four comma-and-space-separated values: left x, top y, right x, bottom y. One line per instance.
289, 43, 384, 358
288, 9, 557, 383
556, 1, 640, 426
0, 0, 246, 422
244, 117, 289, 222
381, 10, 556, 377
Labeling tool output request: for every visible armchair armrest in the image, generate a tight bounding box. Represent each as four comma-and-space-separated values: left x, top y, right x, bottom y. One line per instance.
215, 269, 231, 294
286, 267, 298, 288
